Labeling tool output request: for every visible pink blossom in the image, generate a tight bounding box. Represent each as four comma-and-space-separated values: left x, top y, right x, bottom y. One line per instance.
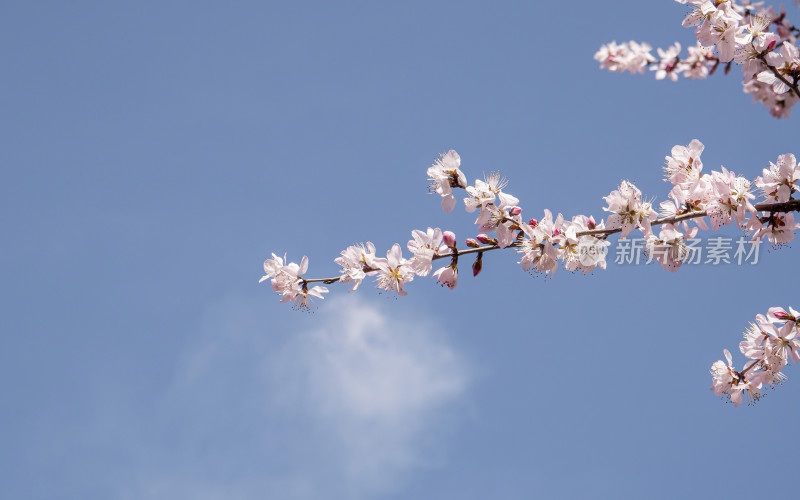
374, 244, 415, 296
710, 349, 762, 407
664, 139, 705, 187
645, 223, 698, 272
755, 153, 799, 203
428, 150, 466, 213
603, 180, 656, 239
751, 212, 800, 245
407, 228, 443, 277
756, 43, 800, 95
594, 41, 655, 73
432, 264, 458, 289
652, 42, 682, 81
336, 242, 379, 291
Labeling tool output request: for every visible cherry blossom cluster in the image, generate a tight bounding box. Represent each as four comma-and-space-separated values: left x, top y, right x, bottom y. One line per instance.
261, 143, 800, 403
259, 254, 329, 310
262, 143, 799, 296
711, 306, 800, 406
595, 0, 800, 118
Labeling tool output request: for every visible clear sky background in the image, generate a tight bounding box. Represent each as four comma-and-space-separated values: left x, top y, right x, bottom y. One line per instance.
2, 1, 798, 499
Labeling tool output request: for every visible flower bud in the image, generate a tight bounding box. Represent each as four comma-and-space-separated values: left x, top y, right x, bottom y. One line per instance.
767, 39, 777, 52
443, 231, 457, 249
465, 238, 480, 248
472, 253, 483, 277
552, 229, 561, 236
509, 206, 522, 216
588, 215, 596, 229
476, 234, 497, 245
528, 218, 538, 227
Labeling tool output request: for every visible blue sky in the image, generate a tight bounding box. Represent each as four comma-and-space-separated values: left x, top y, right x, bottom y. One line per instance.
2, 1, 798, 499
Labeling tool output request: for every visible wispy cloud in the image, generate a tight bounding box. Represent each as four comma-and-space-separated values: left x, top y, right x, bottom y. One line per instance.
271, 298, 468, 496
124, 294, 469, 500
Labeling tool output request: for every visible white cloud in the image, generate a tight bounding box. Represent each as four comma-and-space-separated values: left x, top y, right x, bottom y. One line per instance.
124, 294, 469, 500
271, 298, 468, 496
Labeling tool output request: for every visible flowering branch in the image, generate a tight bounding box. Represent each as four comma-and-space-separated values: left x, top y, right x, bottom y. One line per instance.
301, 243, 519, 285
301, 198, 795, 285
711, 306, 800, 406
274, 146, 800, 291
300, 243, 515, 285
261, 0, 800, 407
595, 0, 800, 118
261, 138, 800, 405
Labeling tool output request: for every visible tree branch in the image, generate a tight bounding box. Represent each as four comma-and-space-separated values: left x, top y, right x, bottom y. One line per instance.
299, 199, 800, 285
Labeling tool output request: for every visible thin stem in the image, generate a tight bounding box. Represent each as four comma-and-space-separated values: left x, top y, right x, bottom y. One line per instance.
433, 242, 520, 261
301, 243, 516, 284
739, 360, 759, 377
303, 277, 344, 284
577, 209, 708, 237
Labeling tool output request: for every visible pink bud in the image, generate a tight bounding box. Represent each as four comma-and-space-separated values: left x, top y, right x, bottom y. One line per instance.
465, 238, 480, 248
768, 39, 777, 51
476, 233, 497, 245
528, 218, 538, 227
443, 231, 457, 249
588, 215, 596, 229
773, 311, 795, 321
509, 206, 522, 216
472, 253, 483, 277
552, 229, 561, 236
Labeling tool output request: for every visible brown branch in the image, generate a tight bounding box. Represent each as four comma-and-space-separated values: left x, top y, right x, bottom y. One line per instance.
299, 200, 800, 285
754, 198, 800, 212
577, 210, 708, 237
